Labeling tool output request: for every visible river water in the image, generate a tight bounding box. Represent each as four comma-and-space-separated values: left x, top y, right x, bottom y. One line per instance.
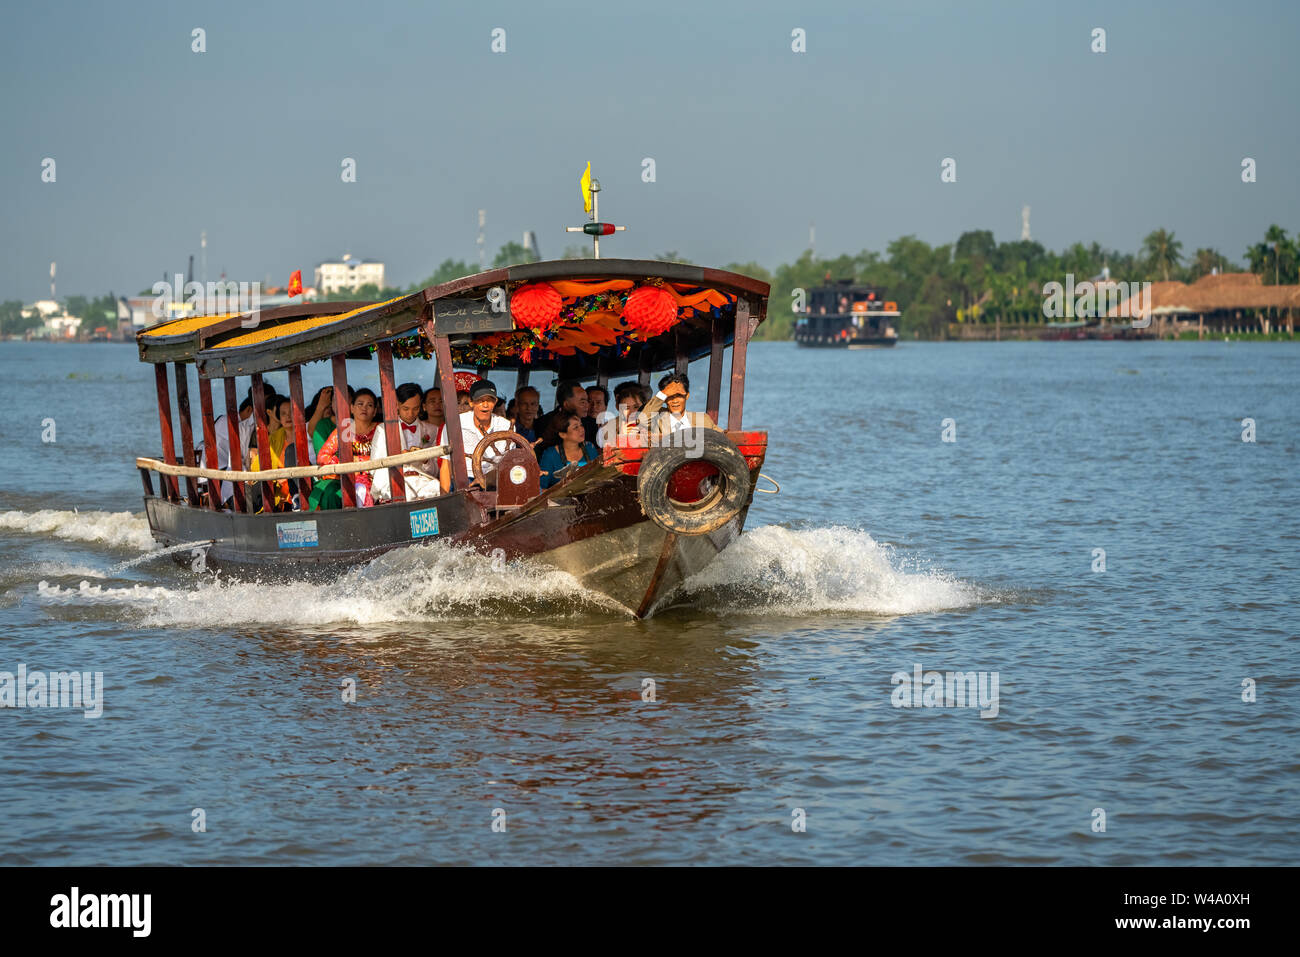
1, 339, 1296, 865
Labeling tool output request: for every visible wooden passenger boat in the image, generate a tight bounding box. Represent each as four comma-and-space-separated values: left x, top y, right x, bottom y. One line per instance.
134, 252, 770, 618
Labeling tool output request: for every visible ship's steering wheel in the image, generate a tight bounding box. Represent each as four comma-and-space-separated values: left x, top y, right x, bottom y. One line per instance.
470, 431, 537, 489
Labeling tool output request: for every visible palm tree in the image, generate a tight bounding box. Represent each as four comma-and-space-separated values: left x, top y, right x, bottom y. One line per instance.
1142, 229, 1183, 282
1190, 248, 1233, 280
1246, 226, 1298, 285
1264, 225, 1291, 285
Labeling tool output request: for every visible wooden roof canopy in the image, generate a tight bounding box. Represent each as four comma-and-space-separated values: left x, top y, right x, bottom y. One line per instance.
137, 259, 769, 383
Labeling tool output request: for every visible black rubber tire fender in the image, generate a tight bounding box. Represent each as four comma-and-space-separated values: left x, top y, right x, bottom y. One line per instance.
637, 429, 751, 535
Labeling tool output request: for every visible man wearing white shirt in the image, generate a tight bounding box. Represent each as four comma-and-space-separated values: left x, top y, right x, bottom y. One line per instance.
210, 397, 258, 505
436, 379, 511, 489
372, 383, 442, 502
638, 373, 721, 436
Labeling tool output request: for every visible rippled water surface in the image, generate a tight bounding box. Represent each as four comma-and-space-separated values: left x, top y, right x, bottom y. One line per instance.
1, 340, 1297, 865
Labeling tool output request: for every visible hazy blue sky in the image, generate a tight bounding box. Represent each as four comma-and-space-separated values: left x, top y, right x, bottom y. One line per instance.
3, 0, 1297, 300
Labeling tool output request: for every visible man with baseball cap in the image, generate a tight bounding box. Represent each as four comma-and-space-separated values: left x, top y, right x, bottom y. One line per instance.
436, 378, 511, 489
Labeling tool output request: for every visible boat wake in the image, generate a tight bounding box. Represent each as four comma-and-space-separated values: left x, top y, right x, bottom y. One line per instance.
31, 540, 624, 627
0, 508, 156, 552
675, 524, 989, 617
12, 510, 988, 626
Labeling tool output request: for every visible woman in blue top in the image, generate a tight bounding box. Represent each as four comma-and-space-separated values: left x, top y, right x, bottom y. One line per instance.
538, 413, 598, 489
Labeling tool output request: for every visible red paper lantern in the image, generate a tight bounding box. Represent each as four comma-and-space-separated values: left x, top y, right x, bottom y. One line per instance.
510, 282, 563, 334
623, 285, 678, 337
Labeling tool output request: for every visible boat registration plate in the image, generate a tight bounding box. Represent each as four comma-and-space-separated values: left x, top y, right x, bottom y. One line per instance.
276, 520, 319, 548
410, 507, 440, 538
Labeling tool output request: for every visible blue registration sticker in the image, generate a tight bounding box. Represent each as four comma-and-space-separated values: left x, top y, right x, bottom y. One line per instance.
276, 520, 319, 548
410, 507, 439, 538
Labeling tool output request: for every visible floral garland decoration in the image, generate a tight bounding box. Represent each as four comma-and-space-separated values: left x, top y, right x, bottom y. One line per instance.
375, 284, 737, 366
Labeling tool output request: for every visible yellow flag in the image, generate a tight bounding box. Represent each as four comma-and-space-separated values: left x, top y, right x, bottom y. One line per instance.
580, 162, 592, 213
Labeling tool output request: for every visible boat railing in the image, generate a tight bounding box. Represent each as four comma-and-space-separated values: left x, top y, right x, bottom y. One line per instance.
137, 445, 449, 500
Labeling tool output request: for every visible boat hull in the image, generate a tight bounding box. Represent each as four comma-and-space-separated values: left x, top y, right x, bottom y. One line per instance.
144, 441, 764, 618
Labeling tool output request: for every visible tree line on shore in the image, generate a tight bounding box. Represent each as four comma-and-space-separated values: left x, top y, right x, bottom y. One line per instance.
7, 226, 1295, 341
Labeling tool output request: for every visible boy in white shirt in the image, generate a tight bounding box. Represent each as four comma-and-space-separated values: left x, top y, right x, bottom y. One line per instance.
371, 383, 442, 502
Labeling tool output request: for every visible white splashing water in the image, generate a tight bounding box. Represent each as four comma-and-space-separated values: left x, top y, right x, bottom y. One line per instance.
35, 541, 625, 626
676, 525, 987, 616
0, 509, 155, 552
23, 518, 986, 624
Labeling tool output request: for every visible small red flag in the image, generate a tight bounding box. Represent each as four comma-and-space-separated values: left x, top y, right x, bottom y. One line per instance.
287, 269, 303, 297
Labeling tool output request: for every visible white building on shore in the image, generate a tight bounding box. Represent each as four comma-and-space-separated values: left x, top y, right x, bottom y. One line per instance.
21, 300, 82, 339
315, 254, 385, 295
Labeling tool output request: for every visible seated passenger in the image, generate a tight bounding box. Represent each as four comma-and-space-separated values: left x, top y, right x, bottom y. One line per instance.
538, 413, 598, 489
212, 395, 257, 506
312, 388, 380, 509
310, 385, 351, 467
597, 381, 650, 448
246, 435, 291, 513
538, 379, 596, 446
264, 396, 297, 510
513, 385, 542, 443
639, 373, 721, 435
587, 385, 608, 418
421, 385, 445, 434
305, 386, 335, 460
435, 379, 511, 490
371, 382, 442, 502
456, 390, 472, 413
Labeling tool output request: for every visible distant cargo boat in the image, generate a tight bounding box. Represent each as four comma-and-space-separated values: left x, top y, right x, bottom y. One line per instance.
794, 279, 899, 348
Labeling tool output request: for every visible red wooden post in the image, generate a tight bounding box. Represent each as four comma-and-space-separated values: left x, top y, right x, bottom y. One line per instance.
153, 364, 180, 501
376, 341, 406, 502
331, 353, 356, 508
726, 298, 751, 431
172, 362, 201, 506
197, 374, 221, 510
429, 324, 469, 492
674, 327, 689, 376
706, 315, 725, 425
595, 354, 608, 391
223, 376, 248, 513
287, 365, 313, 508
250, 373, 275, 511
637, 345, 651, 389
516, 366, 531, 391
